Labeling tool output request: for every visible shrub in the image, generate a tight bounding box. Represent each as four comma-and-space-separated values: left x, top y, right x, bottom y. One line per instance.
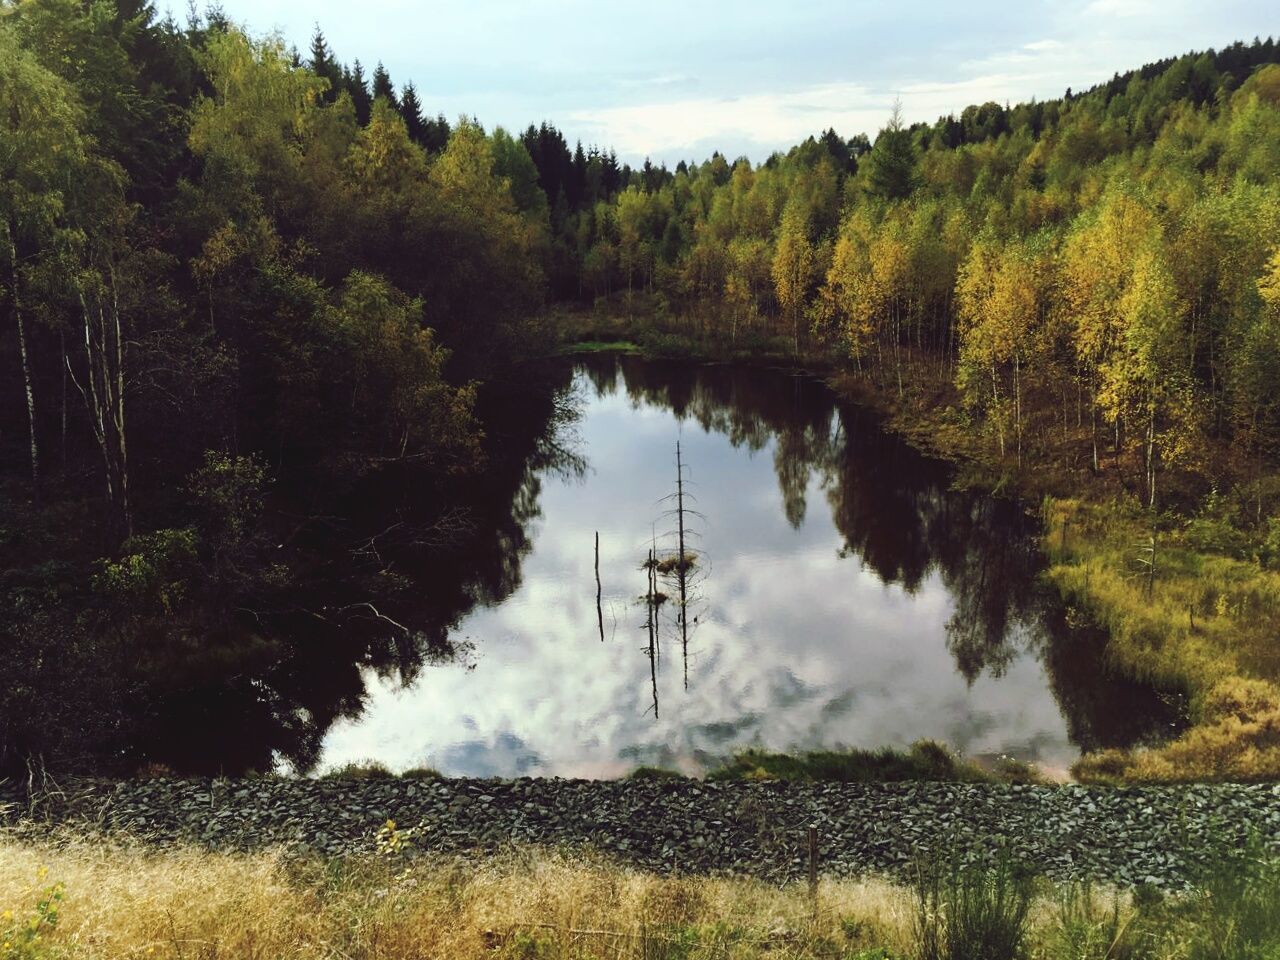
912, 854, 1034, 960
321, 761, 395, 780
707, 741, 997, 783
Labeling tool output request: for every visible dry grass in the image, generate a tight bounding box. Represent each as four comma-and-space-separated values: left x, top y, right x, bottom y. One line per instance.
6, 835, 1279, 960
0, 837, 915, 959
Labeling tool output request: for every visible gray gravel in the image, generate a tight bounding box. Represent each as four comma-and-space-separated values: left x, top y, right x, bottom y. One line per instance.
4, 778, 1279, 887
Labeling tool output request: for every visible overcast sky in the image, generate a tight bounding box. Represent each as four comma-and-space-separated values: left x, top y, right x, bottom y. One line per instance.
206, 0, 1275, 166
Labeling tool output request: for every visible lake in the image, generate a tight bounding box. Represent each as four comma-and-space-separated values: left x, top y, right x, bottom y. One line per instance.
300, 355, 1178, 779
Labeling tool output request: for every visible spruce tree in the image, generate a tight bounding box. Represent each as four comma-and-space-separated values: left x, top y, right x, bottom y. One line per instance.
422, 113, 451, 153
863, 101, 917, 200
349, 59, 372, 125
371, 61, 396, 108
308, 25, 341, 102
399, 81, 425, 143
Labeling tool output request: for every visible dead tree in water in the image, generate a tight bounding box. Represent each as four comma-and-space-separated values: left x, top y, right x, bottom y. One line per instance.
656, 440, 705, 689
675, 441, 689, 684
595, 531, 604, 642
645, 547, 659, 718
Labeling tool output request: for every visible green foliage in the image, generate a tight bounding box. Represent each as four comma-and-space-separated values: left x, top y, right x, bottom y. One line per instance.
92, 528, 199, 615
323, 761, 395, 780
627, 766, 688, 781
913, 854, 1034, 960
1, 872, 63, 960
706, 741, 1015, 784
1042, 881, 1132, 960
863, 103, 919, 200
1180, 836, 1280, 960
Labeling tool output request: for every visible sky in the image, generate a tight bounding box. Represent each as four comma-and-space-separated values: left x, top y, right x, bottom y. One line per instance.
207, 0, 1276, 166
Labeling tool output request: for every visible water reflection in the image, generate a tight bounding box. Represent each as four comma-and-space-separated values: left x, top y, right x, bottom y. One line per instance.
308, 356, 1179, 777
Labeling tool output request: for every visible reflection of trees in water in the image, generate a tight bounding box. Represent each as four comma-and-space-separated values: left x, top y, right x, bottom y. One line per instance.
121, 355, 1177, 774
590, 355, 1179, 752
132, 361, 588, 775
604, 354, 1038, 680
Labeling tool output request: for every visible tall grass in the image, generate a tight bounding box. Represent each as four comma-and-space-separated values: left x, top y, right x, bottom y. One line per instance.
1043, 498, 1280, 783
913, 854, 1035, 960
0, 838, 914, 960
2, 837, 1280, 959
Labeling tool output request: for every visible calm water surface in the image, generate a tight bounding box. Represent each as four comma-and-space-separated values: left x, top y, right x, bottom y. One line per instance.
311, 356, 1175, 778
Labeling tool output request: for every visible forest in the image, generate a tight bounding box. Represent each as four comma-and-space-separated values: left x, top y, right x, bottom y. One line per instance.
2, 0, 1280, 781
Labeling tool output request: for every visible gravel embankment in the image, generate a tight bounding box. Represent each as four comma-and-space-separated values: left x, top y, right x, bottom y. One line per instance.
4, 777, 1279, 887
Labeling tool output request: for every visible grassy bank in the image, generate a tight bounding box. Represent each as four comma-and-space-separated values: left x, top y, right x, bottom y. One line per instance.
704, 742, 1042, 785
2, 835, 1279, 959
547, 304, 1280, 784
1042, 499, 1280, 783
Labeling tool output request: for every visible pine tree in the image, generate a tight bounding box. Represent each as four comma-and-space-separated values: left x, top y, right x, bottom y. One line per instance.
863, 101, 917, 200
349, 59, 372, 125
371, 61, 396, 108
422, 113, 450, 153
398, 81, 424, 144
308, 25, 341, 102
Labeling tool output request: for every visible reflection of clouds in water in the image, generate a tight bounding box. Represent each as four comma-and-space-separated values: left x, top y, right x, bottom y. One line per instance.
319, 367, 1078, 777
440, 733, 541, 778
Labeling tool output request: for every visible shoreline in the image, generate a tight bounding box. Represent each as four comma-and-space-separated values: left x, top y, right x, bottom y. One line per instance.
539, 310, 1280, 784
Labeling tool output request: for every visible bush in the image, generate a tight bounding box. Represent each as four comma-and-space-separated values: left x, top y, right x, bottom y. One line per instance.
627, 766, 688, 781
1183, 835, 1280, 960
913, 854, 1034, 960
707, 741, 1002, 783
322, 761, 395, 780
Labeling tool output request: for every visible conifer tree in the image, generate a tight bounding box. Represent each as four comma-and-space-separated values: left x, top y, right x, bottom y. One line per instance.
308, 24, 341, 101
349, 59, 372, 125
863, 101, 918, 200
371, 60, 396, 108
398, 81, 425, 144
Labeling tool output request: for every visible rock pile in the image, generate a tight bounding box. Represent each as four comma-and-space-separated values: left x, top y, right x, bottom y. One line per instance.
4, 777, 1278, 886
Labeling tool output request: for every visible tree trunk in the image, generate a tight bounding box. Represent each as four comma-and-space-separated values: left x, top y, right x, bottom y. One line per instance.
1090, 379, 1099, 473
8, 225, 40, 497
1146, 385, 1157, 511
990, 363, 1005, 459
1014, 351, 1023, 467
74, 268, 132, 550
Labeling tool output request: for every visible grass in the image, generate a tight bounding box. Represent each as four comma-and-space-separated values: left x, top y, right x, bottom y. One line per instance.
321, 763, 443, 780
2, 836, 1279, 959
1043, 499, 1280, 783
706, 741, 1043, 785
0, 838, 916, 959
556, 339, 644, 356
914, 853, 1034, 960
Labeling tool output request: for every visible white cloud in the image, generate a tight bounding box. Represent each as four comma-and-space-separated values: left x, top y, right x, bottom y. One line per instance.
1082, 0, 1161, 17
569, 83, 884, 159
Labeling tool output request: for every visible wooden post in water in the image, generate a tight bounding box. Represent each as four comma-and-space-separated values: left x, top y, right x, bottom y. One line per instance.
595, 531, 604, 642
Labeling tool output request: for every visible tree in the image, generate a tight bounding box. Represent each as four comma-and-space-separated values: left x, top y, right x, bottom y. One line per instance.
0, 25, 88, 496
863, 101, 918, 200
491, 127, 549, 220
371, 60, 396, 108
348, 59, 372, 125
308, 24, 341, 101
398, 81, 425, 144
772, 206, 815, 353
